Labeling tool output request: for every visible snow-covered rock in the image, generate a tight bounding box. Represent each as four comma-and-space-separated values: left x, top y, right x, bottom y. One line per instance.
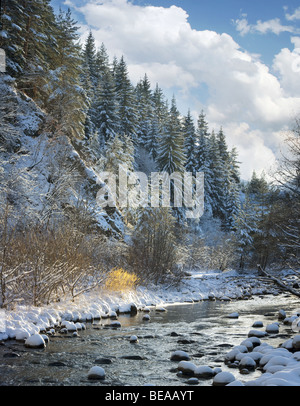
252, 321, 264, 327
292, 335, 300, 350
248, 329, 268, 338
24, 334, 46, 349
239, 356, 257, 370
129, 335, 139, 343
227, 312, 239, 319
177, 361, 197, 376
170, 350, 190, 361
88, 366, 105, 380
213, 371, 236, 386
194, 365, 215, 379
266, 323, 280, 334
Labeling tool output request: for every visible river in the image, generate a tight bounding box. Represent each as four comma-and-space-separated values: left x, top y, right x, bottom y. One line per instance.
0, 294, 299, 386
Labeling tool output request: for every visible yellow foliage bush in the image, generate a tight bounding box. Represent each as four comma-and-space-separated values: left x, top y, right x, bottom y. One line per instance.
104, 268, 139, 292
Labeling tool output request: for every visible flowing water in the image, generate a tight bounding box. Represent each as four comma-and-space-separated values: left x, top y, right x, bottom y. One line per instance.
0, 294, 299, 386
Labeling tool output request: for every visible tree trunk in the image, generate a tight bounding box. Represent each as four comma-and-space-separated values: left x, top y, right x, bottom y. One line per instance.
257, 264, 300, 298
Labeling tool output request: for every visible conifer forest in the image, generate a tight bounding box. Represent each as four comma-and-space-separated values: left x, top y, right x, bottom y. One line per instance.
0, 0, 299, 309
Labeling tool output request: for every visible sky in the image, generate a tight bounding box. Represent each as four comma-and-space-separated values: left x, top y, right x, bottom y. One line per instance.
51, 0, 300, 180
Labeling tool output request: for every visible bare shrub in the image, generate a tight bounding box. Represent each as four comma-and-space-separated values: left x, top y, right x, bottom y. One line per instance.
127, 208, 183, 285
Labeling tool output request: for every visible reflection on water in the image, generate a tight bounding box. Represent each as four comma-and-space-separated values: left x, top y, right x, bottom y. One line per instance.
0, 295, 299, 386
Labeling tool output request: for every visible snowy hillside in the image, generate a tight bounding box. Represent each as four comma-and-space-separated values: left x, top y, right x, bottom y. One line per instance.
0, 74, 124, 237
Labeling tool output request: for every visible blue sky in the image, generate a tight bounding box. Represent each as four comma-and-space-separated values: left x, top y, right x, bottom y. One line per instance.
51, 0, 300, 179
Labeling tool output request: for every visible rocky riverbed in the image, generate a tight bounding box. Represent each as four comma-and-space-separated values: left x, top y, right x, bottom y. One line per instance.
0, 269, 300, 386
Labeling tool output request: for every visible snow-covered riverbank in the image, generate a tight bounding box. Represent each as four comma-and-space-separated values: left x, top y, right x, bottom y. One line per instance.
1, 269, 300, 386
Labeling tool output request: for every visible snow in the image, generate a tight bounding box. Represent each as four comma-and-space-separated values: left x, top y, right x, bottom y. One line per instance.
87, 366, 105, 380
1, 268, 300, 385
213, 371, 236, 386
24, 333, 46, 348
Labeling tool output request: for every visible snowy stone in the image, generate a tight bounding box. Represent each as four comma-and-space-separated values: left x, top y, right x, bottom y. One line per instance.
62, 321, 77, 332
88, 366, 105, 380
252, 321, 264, 327
194, 365, 215, 379
248, 329, 268, 338
129, 335, 139, 343
25, 334, 46, 349
187, 377, 199, 385
227, 380, 245, 386
235, 351, 262, 364
155, 306, 167, 312
41, 334, 49, 343
177, 361, 197, 376
247, 336, 261, 347
278, 309, 286, 320
292, 335, 300, 350
170, 350, 190, 361
225, 348, 241, 362
142, 314, 150, 321
109, 321, 121, 328
227, 312, 239, 319
239, 356, 256, 370
266, 323, 280, 334
241, 339, 254, 351
15, 330, 30, 341
213, 371, 236, 386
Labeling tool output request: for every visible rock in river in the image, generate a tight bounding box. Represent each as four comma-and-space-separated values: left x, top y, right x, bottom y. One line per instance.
88, 366, 105, 380
25, 334, 46, 349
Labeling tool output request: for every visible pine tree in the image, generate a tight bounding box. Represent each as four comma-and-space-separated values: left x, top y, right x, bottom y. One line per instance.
93, 63, 119, 147
82, 31, 98, 90
0, 0, 57, 100
156, 96, 185, 174
114, 56, 138, 141
183, 110, 197, 174
135, 74, 154, 148
195, 111, 214, 216
208, 129, 226, 219
149, 84, 169, 160
44, 8, 87, 139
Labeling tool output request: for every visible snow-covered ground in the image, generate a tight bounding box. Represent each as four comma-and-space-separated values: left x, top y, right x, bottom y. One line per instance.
1, 269, 300, 386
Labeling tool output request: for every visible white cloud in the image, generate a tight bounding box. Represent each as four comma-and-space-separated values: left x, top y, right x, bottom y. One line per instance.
272, 38, 300, 97
285, 6, 300, 21
73, 0, 300, 179
235, 16, 297, 36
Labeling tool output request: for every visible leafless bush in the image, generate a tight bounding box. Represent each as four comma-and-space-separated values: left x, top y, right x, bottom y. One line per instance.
127, 208, 183, 285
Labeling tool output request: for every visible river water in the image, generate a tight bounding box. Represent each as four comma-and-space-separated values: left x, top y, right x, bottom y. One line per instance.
0, 294, 299, 386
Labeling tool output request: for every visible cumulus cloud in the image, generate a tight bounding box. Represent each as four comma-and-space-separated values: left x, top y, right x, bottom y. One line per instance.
71, 0, 300, 179
285, 6, 300, 21
234, 16, 297, 36
273, 38, 300, 97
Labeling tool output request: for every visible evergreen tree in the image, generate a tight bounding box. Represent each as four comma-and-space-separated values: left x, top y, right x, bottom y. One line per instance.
0, 0, 57, 100
114, 56, 138, 141
93, 63, 119, 147
135, 74, 154, 148
183, 110, 197, 174
156, 96, 185, 174
149, 84, 169, 160
208, 130, 226, 220
82, 31, 98, 90
44, 8, 87, 139
194, 112, 213, 216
